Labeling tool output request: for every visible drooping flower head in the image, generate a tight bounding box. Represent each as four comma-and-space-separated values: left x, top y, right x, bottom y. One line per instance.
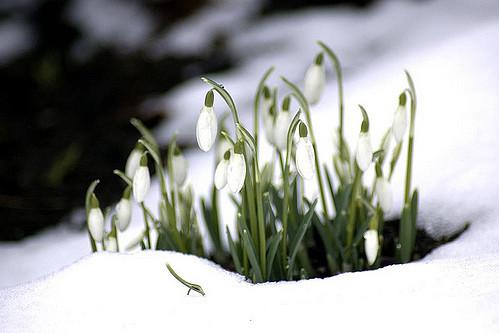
304, 52, 326, 105
355, 106, 373, 171
274, 95, 292, 151
215, 149, 231, 190
88, 193, 104, 242
116, 186, 132, 232
227, 141, 246, 193
125, 144, 143, 178
392, 92, 408, 143
374, 163, 393, 213
133, 154, 150, 203
171, 147, 188, 186
196, 90, 218, 152
363, 229, 379, 266
296, 122, 315, 180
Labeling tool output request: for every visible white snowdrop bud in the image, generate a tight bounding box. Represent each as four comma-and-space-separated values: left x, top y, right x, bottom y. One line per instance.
263, 104, 276, 146
296, 123, 315, 180
375, 177, 393, 213
227, 142, 246, 193
115, 187, 132, 232
88, 194, 104, 242
304, 53, 326, 105
106, 237, 118, 252
125, 146, 143, 178
363, 229, 379, 266
392, 93, 408, 142
355, 107, 373, 171
172, 149, 188, 186
215, 150, 230, 190
133, 154, 150, 203
196, 90, 218, 152
274, 96, 292, 151
356, 131, 373, 171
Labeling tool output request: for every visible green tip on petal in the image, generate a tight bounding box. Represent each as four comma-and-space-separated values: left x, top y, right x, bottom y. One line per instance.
223, 149, 231, 160
234, 141, 244, 154
140, 153, 148, 166
204, 90, 214, 107
299, 122, 308, 138
359, 105, 370, 133
122, 186, 131, 199
375, 162, 382, 177
399, 92, 407, 106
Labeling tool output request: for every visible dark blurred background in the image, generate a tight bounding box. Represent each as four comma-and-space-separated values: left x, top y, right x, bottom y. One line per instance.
0, 0, 380, 241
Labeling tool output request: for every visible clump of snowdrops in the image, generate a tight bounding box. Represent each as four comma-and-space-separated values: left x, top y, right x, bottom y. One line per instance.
86, 41, 418, 283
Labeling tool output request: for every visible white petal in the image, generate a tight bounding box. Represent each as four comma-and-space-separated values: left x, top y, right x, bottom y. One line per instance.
274, 111, 292, 150
172, 154, 188, 186
216, 138, 232, 162
125, 149, 142, 178
364, 229, 379, 266
296, 137, 315, 180
392, 105, 407, 142
375, 177, 393, 213
88, 208, 104, 242
263, 110, 275, 145
214, 159, 229, 190
304, 64, 325, 105
227, 153, 246, 193
196, 107, 218, 152
116, 198, 132, 232
133, 166, 150, 203
355, 132, 373, 171
106, 237, 118, 252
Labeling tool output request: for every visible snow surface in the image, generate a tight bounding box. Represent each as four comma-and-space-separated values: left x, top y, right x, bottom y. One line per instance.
2, 0, 499, 330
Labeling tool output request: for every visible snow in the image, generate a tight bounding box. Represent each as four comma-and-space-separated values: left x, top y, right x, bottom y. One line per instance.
2, 0, 499, 330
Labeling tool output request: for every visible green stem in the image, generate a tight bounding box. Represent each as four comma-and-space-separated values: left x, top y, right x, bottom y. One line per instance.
253, 67, 275, 150
141, 202, 151, 249
404, 71, 417, 204
346, 165, 361, 248
318, 41, 345, 161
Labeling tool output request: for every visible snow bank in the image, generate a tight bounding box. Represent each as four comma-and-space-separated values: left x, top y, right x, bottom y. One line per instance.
2, 0, 499, 330
1, 251, 498, 332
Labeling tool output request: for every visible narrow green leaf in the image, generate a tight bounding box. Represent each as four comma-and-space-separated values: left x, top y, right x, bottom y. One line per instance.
113, 169, 132, 186
242, 229, 263, 282
289, 199, 318, 268
226, 227, 243, 274
266, 231, 282, 280
131, 118, 158, 148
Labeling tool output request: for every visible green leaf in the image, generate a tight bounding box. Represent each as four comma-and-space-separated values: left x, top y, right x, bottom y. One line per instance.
166, 263, 205, 296
288, 199, 318, 278
266, 231, 282, 280
226, 227, 243, 274
410, 189, 419, 247
324, 166, 337, 211
131, 118, 158, 148
399, 204, 412, 263
242, 229, 263, 282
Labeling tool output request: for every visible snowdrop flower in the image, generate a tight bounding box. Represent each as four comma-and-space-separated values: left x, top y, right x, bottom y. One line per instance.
196, 90, 217, 152
172, 148, 188, 186
364, 229, 379, 266
304, 53, 326, 105
274, 96, 292, 150
216, 136, 232, 162
125, 145, 143, 178
263, 104, 276, 146
227, 142, 246, 193
392, 93, 408, 142
214, 150, 230, 190
115, 187, 132, 232
133, 154, 150, 203
355, 107, 373, 171
375, 177, 393, 213
296, 122, 315, 180
88, 194, 104, 242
